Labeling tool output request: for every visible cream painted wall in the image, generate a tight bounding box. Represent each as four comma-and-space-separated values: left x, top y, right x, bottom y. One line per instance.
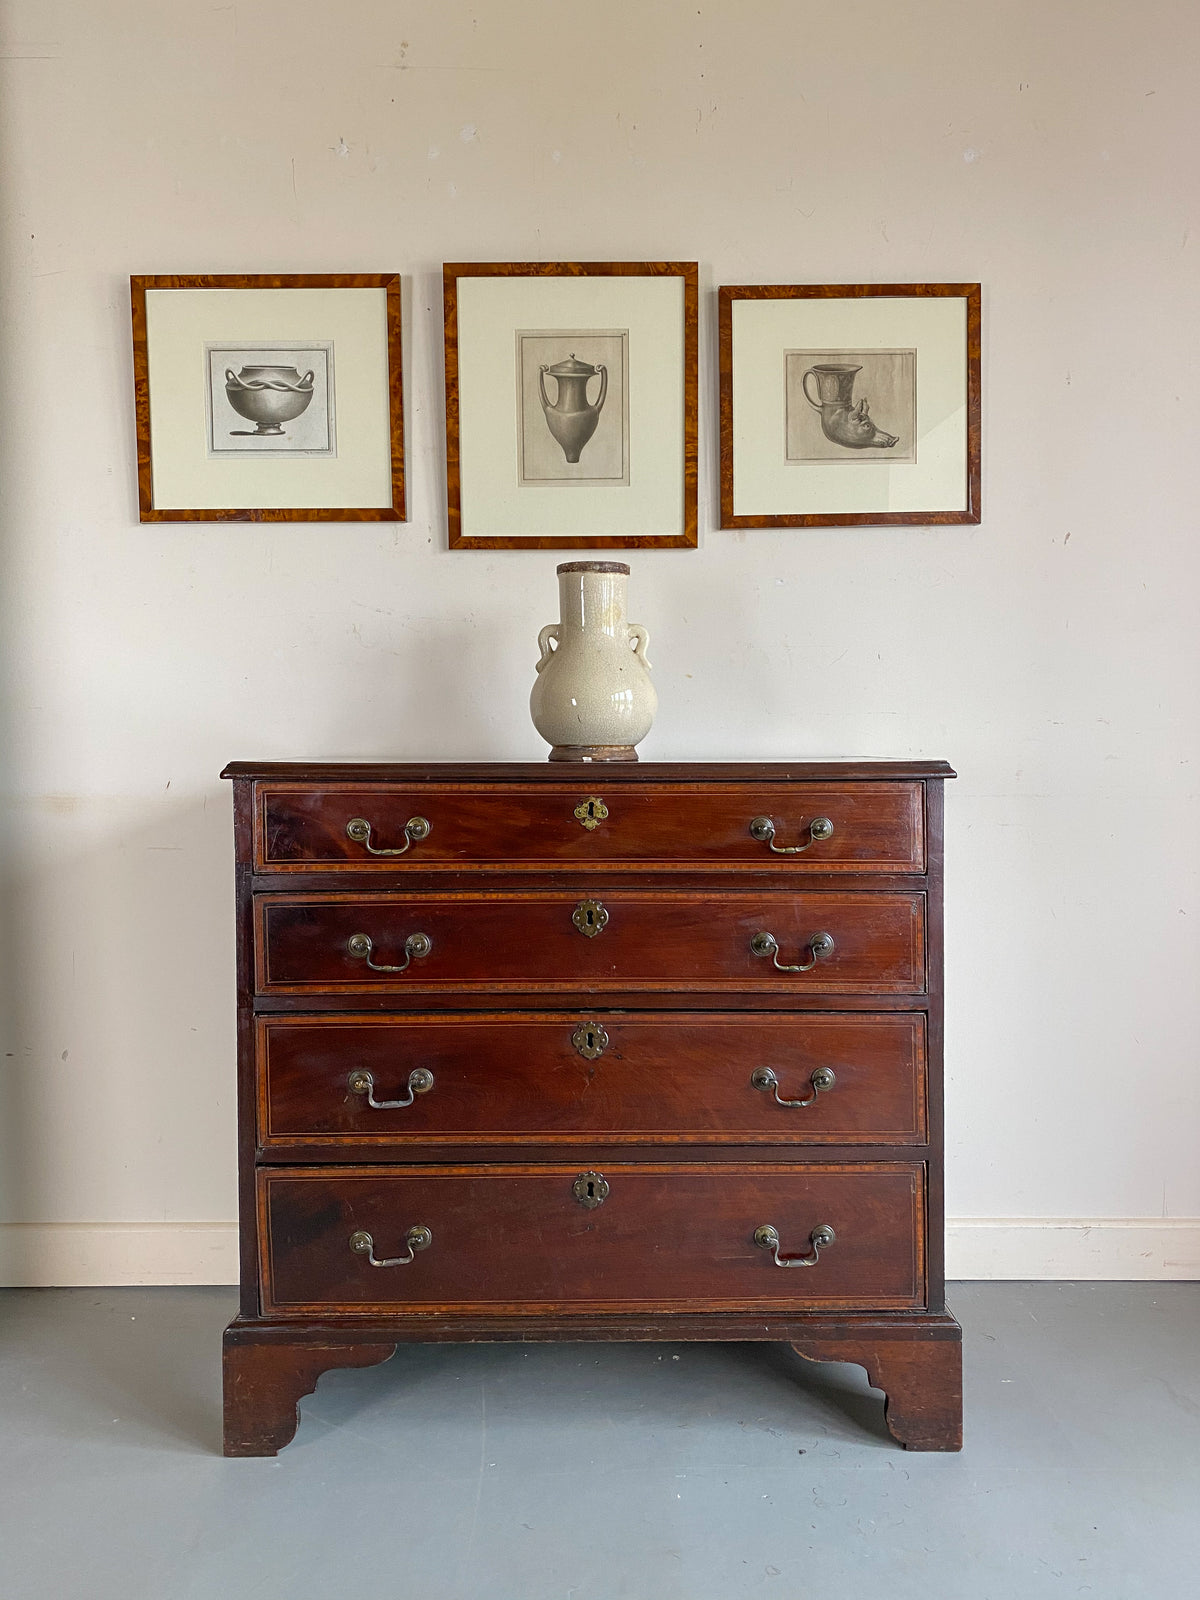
0, 0, 1197, 1283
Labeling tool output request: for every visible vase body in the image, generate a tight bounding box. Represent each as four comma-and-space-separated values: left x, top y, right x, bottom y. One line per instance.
538, 354, 607, 464
801, 363, 898, 450
529, 562, 656, 762
225, 365, 316, 436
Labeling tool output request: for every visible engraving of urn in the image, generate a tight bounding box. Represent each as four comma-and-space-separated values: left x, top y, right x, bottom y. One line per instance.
802, 363, 898, 451
538, 353, 607, 463
530, 562, 656, 763
224, 364, 315, 436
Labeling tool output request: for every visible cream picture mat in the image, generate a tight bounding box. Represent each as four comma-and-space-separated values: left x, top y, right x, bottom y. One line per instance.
456, 275, 685, 540
145, 287, 392, 510
731, 296, 968, 518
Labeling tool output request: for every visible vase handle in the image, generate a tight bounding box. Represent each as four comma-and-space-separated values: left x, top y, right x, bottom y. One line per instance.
590, 363, 608, 415
538, 367, 554, 412
300, 370, 315, 388
225, 369, 242, 387
535, 624, 559, 674
801, 369, 824, 411
628, 624, 651, 669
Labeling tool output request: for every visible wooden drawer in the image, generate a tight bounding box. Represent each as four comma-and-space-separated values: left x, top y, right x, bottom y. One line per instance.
258, 1012, 927, 1148
259, 1163, 926, 1314
255, 890, 926, 996
255, 781, 924, 874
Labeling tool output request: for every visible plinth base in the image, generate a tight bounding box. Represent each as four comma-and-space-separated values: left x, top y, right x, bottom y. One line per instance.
547, 744, 639, 762
222, 1310, 962, 1456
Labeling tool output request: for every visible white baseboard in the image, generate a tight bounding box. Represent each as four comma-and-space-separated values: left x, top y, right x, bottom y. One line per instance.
0, 1224, 240, 1287
946, 1218, 1200, 1280
1, 1218, 1197, 1288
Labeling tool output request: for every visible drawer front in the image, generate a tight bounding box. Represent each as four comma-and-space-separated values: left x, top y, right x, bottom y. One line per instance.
260, 1163, 925, 1313
256, 782, 924, 873
259, 1012, 927, 1147
256, 890, 926, 996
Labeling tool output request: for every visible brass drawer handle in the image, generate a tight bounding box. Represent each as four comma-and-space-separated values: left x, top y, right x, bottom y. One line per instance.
348, 1067, 434, 1109
754, 1223, 836, 1268
347, 931, 433, 973
751, 1065, 836, 1107
749, 815, 833, 854
346, 815, 431, 855
349, 1226, 432, 1268
750, 930, 835, 972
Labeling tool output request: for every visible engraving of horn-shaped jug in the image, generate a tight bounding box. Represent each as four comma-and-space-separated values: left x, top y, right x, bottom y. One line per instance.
802, 363, 898, 451
539, 353, 607, 464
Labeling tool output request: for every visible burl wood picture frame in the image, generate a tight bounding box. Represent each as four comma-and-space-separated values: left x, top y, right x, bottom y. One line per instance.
719, 283, 981, 529
443, 262, 698, 550
131, 273, 405, 522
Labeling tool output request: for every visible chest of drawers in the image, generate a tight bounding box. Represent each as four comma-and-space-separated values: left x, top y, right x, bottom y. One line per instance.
221, 761, 961, 1454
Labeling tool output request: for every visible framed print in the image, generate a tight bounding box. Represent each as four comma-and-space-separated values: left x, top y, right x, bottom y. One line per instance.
131, 273, 405, 521
719, 284, 980, 528
444, 262, 698, 549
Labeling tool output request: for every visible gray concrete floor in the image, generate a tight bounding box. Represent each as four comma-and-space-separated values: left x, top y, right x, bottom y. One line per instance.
0, 1284, 1196, 1599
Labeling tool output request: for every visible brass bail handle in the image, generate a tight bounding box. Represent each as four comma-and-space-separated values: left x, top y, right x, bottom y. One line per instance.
347, 931, 433, 973
754, 1223, 836, 1268
750, 930, 835, 973
749, 815, 833, 854
346, 815, 431, 856
751, 1065, 836, 1108
349, 1226, 433, 1268
348, 1067, 435, 1109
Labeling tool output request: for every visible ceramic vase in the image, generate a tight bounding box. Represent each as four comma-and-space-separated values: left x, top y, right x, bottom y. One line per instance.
529, 562, 657, 762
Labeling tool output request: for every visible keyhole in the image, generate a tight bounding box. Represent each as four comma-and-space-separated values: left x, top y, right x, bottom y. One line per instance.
584, 907, 596, 928
584, 1030, 597, 1052
573, 1169, 609, 1208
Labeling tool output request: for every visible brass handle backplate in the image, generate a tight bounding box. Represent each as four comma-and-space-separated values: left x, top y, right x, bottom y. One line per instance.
754, 1223, 836, 1267
749, 815, 834, 854
751, 1065, 836, 1108
348, 1067, 435, 1109
349, 1226, 433, 1267
572, 899, 609, 938
750, 930, 835, 973
347, 931, 433, 973
346, 815, 431, 856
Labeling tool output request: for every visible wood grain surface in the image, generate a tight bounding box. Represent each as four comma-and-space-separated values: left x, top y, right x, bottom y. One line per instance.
259, 1161, 926, 1315
257, 1010, 927, 1148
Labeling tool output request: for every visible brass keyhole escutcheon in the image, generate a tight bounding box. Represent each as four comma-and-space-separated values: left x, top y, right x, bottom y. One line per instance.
572, 1021, 609, 1060
572, 898, 609, 938
573, 1170, 610, 1209
574, 796, 609, 831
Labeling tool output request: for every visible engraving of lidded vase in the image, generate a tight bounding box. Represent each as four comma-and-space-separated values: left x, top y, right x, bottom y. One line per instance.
539, 353, 607, 463
530, 562, 656, 762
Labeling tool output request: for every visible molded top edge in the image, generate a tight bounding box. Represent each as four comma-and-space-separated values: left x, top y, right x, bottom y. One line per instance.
221, 760, 956, 782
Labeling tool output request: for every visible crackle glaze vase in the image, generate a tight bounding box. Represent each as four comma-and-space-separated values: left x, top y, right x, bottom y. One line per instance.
529, 562, 656, 762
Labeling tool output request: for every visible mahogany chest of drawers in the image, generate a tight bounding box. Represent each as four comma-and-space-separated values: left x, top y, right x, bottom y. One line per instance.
221, 761, 961, 1454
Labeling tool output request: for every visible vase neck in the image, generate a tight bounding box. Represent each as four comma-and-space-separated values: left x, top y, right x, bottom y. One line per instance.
558, 570, 628, 635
